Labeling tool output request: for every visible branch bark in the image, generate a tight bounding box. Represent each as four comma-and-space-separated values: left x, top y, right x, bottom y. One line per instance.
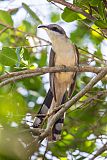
79, 90, 107, 108
0, 21, 51, 45
90, 142, 107, 160
0, 66, 107, 87
49, 0, 96, 21
103, 0, 107, 8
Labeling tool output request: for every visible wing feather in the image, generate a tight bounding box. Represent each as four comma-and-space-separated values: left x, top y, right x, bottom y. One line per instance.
68, 45, 79, 98
49, 48, 56, 101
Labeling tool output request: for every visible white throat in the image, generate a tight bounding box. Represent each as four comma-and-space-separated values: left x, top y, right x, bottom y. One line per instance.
46, 30, 71, 53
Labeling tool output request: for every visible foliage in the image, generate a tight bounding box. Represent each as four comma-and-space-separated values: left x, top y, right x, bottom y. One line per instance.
0, 0, 107, 160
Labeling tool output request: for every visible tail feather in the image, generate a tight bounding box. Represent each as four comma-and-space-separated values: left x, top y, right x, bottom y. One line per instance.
33, 90, 67, 142
48, 92, 67, 142
33, 89, 53, 128
50, 114, 64, 141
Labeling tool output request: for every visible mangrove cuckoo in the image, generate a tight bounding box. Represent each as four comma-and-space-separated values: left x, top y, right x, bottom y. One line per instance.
33, 24, 79, 141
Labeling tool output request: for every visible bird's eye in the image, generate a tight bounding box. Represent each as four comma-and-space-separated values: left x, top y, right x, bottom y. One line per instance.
52, 27, 59, 32
50, 26, 64, 34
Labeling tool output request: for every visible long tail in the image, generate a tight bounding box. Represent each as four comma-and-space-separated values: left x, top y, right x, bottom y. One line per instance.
33, 89, 53, 128
33, 90, 67, 142
47, 93, 67, 141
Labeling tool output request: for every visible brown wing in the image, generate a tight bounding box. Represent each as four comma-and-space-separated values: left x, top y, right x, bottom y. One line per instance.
49, 48, 56, 101
75, 45, 79, 65
68, 45, 79, 98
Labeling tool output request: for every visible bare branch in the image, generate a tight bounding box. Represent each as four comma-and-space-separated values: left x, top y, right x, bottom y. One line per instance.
79, 90, 107, 108
90, 142, 107, 160
11, 44, 51, 49
0, 27, 9, 35
0, 66, 107, 87
0, 21, 51, 45
79, 48, 107, 65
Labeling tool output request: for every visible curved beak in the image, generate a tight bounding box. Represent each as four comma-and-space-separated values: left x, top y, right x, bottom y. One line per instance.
38, 25, 49, 29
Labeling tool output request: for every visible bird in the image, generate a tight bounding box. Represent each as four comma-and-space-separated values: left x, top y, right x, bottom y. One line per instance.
33, 24, 79, 141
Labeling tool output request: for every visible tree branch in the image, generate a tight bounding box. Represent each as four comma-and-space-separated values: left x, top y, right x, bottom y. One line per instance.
0, 21, 51, 45
0, 66, 107, 87
49, 0, 107, 38
49, 0, 96, 21
40, 69, 107, 139
27, 69, 107, 155
103, 0, 107, 9
90, 142, 107, 160
79, 90, 107, 108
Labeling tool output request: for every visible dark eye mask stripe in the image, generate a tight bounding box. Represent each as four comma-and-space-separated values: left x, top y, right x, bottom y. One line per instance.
50, 28, 64, 34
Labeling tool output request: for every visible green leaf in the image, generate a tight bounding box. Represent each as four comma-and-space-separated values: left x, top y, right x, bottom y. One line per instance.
22, 20, 33, 32
0, 47, 18, 66
22, 3, 42, 24
95, 20, 107, 28
89, 0, 100, 6
22, 76, 42, 91
70, 23, 88, 44
0, 92, 27, 124
62, 7, 85, 22
51, 13, 60, 22
73, 0, 89, 8
38, 50, 47, 67
98, 1, 106, 21
101, 152, 107, 157
0, 10, 13, 26
23, 48, 30, 61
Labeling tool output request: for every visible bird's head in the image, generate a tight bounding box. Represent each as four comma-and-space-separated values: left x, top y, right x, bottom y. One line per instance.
38, 24, 67, 42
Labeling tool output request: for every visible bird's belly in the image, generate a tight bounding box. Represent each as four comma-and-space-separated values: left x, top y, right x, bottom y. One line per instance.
55, 48, 76, 66
55, 52, 76, 83
55, 72, 74, 83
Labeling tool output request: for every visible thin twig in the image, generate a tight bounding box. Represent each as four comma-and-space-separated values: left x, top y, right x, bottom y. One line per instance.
51, 1, 64, 10
80, 21, 107, 39
78, 90, 107, 109
0, 27, 9, 35
11, 44, 50, 49
79, 48, 106, 65
90, 142, 107, 160
0, 21, 51, 45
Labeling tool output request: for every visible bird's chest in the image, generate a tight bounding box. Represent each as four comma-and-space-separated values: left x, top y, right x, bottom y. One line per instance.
55, 51, 73, 66
52, 35, 76, 66
54, 45, 76, 66
53, 45, 76, 83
